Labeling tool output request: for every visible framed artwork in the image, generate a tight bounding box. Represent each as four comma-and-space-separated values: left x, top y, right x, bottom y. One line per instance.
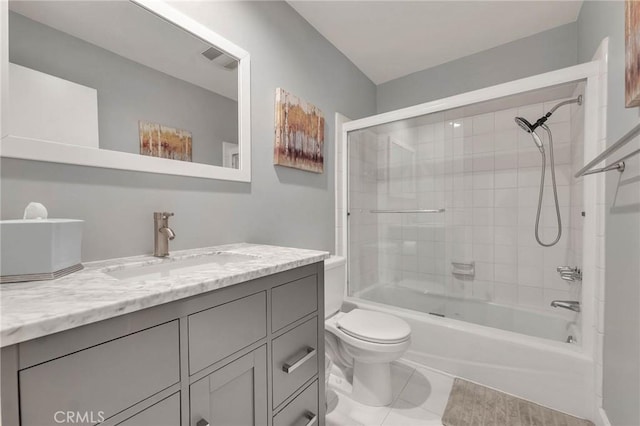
139, 121, 192, 162
626, 0, 640, 107
274, 88, 325, 173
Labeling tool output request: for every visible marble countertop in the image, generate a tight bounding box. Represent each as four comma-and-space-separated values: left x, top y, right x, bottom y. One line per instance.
0, 243, 329, 347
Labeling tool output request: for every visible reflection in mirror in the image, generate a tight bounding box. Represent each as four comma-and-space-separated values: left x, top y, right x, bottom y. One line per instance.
8, 1, 239, 168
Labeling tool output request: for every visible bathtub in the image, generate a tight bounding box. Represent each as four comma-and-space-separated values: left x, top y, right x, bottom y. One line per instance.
359, 285, 578, 342
346, 286, 594, 419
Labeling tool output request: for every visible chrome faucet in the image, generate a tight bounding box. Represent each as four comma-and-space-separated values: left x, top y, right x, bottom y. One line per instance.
154, 212, 175, 257
557, 266, 582, 282
550, 300, 581, 312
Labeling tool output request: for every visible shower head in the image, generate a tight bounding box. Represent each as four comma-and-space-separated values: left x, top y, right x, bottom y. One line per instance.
515, 117, 534, 133
515, 117, 544, 153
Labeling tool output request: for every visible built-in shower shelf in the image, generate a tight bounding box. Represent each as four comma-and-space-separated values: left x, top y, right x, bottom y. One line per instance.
451, 261, 475, 277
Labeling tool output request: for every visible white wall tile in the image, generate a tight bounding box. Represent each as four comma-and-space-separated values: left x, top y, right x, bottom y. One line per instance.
494, 108, 518, 131
518, 286, 544, 307
494, 282, 517, 304
494, 150, 519, 170
495, 188, 518, 207
495, 264, 517, 283
475, 262, 494, 281
495, 244, 518, 265
518, 265, 544, 287
494, 168, 518, 188
494, 226, 518, 246
472, 113, 494, 135
494, 129, 518, 151
472, 189, 494, 207
473, 244, 494, 263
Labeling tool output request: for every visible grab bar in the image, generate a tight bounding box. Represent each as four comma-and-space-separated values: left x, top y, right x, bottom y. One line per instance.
369, 209, 445, 213
575, 122, 640, 177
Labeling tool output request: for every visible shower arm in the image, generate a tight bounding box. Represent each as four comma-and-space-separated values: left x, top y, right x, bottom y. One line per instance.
547, 95, 583, 116
531, 95, 583, 131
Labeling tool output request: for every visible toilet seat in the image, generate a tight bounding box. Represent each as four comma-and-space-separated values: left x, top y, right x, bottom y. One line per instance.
336, 309, 411, 344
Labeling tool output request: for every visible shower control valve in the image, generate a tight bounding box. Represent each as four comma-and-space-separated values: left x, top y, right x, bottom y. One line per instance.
557, 266, 582, 282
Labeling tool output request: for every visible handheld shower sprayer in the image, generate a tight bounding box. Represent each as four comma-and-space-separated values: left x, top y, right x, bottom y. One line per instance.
514, 95, 582, 247
514, 117, 544, 153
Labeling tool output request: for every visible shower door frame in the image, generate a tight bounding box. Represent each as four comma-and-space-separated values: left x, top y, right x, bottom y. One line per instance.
337, 60, 603, 359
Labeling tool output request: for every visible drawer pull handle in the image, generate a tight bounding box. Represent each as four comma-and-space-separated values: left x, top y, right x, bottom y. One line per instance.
302, 411, 318, 426
196, 419, 209, 426
282, 347, 316, 374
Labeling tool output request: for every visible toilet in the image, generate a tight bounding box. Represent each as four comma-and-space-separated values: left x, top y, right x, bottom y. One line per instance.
323, 256, 411, 407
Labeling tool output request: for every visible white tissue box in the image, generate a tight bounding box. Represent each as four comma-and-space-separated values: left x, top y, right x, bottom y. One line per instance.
0, 219, 84, 283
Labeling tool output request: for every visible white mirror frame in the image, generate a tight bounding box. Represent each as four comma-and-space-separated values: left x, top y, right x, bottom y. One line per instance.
0, 0, 251, 182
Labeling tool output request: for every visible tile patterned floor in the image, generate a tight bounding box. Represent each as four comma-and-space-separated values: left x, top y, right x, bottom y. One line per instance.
326, 359, 455, 426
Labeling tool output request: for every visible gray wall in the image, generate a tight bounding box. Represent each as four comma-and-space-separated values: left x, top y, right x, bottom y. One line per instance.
9, 11, 237, 167
577, 3, 640, 425
0, 1, 376, 261
376, 22, 578, 113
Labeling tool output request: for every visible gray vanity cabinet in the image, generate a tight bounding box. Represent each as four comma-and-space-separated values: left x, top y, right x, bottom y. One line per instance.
190, 346, 268, 426
1, 262, 325, 426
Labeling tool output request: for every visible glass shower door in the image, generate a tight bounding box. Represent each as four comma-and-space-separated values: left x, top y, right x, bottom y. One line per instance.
347, 122, 449, 315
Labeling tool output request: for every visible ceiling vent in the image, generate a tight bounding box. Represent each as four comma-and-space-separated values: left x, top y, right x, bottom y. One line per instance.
201, 47, 223, 61
201, 47, 238, 71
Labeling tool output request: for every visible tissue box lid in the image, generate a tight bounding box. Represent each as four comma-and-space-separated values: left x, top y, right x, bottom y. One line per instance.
0, 219, 84, 277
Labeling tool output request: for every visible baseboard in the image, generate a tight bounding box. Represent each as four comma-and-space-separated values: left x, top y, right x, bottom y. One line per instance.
596, 407, 612, 426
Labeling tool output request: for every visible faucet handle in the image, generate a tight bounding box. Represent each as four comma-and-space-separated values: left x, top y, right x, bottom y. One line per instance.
154, 212, 174, 219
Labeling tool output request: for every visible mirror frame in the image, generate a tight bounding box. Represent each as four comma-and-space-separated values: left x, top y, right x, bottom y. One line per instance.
0, 0, 251, 182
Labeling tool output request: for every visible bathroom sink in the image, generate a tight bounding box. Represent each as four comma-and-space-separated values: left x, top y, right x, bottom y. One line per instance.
106, 253, 257, 281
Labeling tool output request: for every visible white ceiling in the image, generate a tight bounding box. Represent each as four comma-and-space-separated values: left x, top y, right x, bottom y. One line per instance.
9, 1, 238, 100
288, 1, 583, 85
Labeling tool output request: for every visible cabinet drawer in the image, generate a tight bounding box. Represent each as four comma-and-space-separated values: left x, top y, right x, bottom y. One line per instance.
273, 381, 319, 426
272, 317, 318, 408
116, 393, 180, 426
272, 275, 317, 332
189, 291, 266, 374
19, 321, 179, 426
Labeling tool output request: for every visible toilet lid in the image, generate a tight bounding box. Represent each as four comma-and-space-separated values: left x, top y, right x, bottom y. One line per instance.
336, 309, 411, 344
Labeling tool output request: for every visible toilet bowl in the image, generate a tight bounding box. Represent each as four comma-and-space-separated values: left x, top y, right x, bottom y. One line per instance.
324, 256, 411, 407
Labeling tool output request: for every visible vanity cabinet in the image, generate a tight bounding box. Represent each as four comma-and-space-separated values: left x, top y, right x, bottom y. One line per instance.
1, 262, 325, 426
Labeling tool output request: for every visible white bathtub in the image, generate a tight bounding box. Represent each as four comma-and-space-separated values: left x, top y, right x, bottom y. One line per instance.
359, 285, 579, 342
346, 288, 595, 420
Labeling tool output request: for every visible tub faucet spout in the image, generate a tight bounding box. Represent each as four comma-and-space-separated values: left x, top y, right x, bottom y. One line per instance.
550, 300, 580, 312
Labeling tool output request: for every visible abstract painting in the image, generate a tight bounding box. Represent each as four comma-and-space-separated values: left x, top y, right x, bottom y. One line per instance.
626, 0, 640, 107
139, 120, 192, 162
274, 88, 325, 173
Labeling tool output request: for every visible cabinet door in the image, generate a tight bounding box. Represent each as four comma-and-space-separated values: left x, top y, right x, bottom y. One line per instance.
190, 346, 267, 426
116, 393, 180, 426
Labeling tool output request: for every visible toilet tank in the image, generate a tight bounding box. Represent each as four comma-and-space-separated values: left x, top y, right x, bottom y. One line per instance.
324, 256, 346, 318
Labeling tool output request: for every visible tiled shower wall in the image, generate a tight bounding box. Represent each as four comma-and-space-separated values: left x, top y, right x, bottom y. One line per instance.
348, 96, 586, 314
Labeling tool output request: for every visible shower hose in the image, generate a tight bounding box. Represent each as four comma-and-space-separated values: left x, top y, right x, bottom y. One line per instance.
535, 124, 562, 247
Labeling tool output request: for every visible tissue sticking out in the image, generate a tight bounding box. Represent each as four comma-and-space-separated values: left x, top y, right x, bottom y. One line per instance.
23, 202, 48, 220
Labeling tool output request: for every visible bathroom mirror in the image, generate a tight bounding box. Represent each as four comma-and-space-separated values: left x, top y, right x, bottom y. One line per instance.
0, 0, 251, 182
